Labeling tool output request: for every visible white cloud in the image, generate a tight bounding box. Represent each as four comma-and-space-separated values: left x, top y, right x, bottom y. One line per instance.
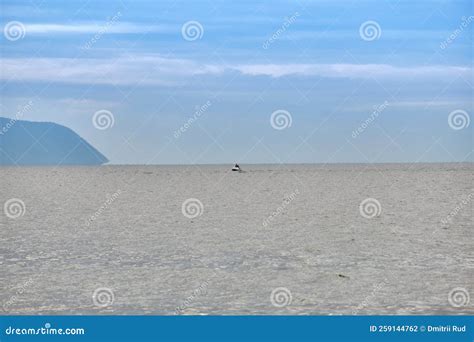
233, 63, 470, 79
24, 22, 170, 34
390, 100, 466, 107
1, 54, 470, 86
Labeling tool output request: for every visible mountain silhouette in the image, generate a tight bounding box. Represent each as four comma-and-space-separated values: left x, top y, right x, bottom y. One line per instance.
0, 117, 108, 165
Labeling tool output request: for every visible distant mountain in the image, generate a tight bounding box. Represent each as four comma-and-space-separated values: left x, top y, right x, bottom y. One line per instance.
0, 117, 108, 165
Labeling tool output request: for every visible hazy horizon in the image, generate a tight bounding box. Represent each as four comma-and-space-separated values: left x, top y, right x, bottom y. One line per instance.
99, 161, 474, 166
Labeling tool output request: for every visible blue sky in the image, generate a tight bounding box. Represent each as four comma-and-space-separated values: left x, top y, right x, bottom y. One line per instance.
1, 0, 472, 164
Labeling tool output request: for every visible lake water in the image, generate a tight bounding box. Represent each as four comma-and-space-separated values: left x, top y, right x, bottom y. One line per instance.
1, 163, 472, 315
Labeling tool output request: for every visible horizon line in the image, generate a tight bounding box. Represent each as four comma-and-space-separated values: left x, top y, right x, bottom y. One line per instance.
1, 161, 472, 167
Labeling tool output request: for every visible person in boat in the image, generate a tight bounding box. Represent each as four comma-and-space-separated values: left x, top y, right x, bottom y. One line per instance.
232, 163, 241, 171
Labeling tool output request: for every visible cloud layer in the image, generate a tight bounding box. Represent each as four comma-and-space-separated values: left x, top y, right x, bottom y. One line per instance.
2, 55, 470, 86
23, 22, 169, 34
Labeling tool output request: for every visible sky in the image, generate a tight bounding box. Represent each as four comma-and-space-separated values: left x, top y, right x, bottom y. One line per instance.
1, 0, 472, 164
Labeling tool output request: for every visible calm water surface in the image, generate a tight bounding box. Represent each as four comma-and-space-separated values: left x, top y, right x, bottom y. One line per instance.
1, 164, 472, 314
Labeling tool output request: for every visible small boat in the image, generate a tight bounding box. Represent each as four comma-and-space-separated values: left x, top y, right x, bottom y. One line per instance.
232, 163, 241, 172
